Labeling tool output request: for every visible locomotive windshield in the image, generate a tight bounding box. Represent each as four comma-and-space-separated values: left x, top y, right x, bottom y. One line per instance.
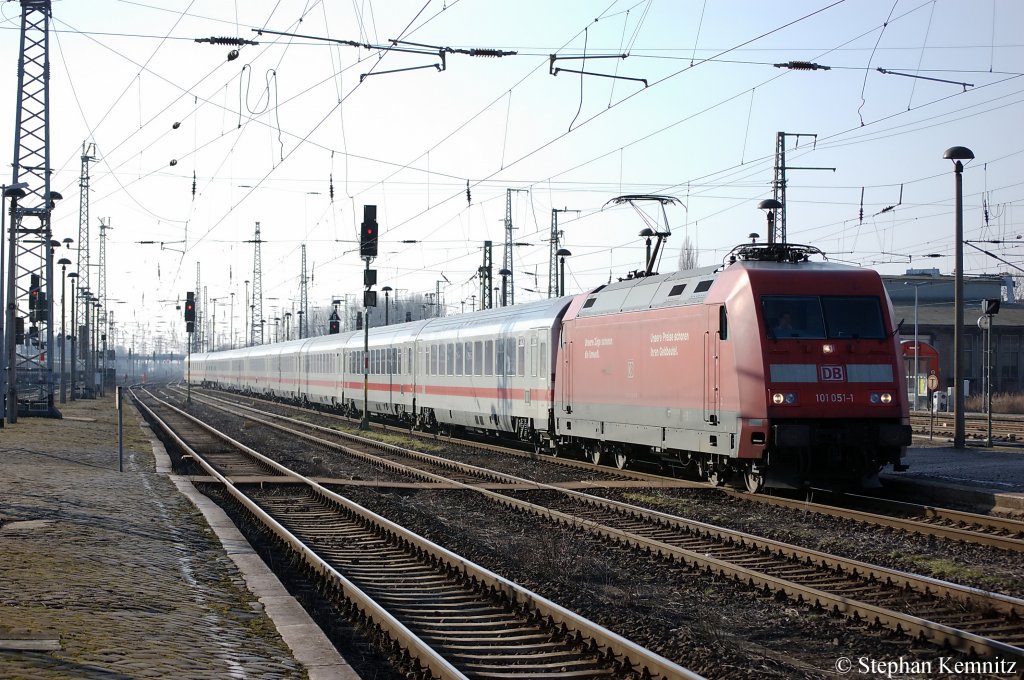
762, 295, 885, 340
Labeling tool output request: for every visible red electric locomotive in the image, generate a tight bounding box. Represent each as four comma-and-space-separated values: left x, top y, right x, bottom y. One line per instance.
551, 241, 911, 491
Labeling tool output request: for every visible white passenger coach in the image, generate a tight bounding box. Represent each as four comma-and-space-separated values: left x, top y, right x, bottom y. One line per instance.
189, 296, 574, 444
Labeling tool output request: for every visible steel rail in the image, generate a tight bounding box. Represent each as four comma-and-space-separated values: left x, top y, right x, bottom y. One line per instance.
197, 387, 1019, 551
170, 387, 1024, 661
195, 386, 686, 486
720, 489, 1024, 552
136, 387, 702, 680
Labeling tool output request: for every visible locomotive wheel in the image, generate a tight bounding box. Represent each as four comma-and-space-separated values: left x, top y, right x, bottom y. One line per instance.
743, 470, 765, 494
612, 451, 628, 470
586, 444, 603, 466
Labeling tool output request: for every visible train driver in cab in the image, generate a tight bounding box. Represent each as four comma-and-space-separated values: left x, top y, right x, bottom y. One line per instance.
773, 311, 798, 337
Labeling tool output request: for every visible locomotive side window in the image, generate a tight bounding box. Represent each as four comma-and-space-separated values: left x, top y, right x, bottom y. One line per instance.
719, 305, 728, 340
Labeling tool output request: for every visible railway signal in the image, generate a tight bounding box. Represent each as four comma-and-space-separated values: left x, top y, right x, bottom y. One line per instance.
184, 291, 195, 334
360, 205, 378, 258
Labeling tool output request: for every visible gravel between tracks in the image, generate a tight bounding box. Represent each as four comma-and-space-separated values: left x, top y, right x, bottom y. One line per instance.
169, 394, 1018, 678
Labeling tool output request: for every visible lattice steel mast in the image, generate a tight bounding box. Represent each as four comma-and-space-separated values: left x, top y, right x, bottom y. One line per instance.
5, 0, 60, 420
194, 262, 202, 352
77, 142, 95, 396
299, 243, 307, 339
548, 208, 577, 297
502, 189, 527, 306
98, 217, 110, 394
249, 222, 263, 345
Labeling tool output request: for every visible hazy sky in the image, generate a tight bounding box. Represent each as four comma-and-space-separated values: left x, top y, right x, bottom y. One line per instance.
0, 0, 1021, 352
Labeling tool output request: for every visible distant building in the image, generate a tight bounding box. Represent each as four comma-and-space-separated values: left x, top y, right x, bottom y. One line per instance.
882, 271, 1022, 403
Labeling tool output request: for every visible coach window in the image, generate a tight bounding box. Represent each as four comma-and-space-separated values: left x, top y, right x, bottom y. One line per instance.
485, 340, 494, 376
495, 338, 505, 376
439, 343, 447, 376
517, 337, 526, 377
446, 343, 455, 376
465, 342, 473, 376
455, 342, 463, 375
474, 340, 483, 375
430, 344, 438, 375
530, 336, 538, 376
507, 337, 517, 376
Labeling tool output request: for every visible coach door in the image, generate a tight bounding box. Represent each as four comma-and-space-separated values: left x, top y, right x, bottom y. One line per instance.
703, 305, 723, 425
561, 338, 573, 413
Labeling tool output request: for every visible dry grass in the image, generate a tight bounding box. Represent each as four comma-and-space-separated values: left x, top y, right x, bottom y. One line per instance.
0, 395, 152, 457
964, 392, 1024, 414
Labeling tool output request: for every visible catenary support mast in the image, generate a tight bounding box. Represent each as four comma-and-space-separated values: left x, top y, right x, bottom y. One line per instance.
5, 0, 59, 420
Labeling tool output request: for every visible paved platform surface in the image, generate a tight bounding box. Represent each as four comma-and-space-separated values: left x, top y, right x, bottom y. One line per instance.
882, 438, 1024, 513
0, 396, 358, 679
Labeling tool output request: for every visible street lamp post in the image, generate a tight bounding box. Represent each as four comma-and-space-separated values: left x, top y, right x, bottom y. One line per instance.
944, 145, 974, 449
67, 272, 78, 401
4, 184, 28, 423
229, 292, 235, 349
244, 280, 250, 346
556, 249, 572, 296
499, 269, 511, 307
58, 257, 71, 403
284, 312, 291, 341
381, 286, 392, 325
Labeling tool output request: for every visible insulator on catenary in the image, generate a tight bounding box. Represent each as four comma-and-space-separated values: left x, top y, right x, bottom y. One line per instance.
169, 159, 178, 166
172, 121, 180, 129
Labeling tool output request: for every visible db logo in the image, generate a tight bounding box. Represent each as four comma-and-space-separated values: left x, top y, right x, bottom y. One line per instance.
820, 365, 845, 382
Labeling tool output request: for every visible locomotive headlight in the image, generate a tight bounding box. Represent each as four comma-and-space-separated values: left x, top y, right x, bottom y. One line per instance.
869, 392, 894, 404
772, 392, 798, 405
822, 343, 835, 354
773, 392, 785, 405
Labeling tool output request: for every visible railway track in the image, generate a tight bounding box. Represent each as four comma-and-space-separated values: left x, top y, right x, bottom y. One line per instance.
192, 387, 1024, 553
162, 386, 1024, 662
135, 387, 700, 680
721, 489, 1024, 553
911, 411, 1024, 443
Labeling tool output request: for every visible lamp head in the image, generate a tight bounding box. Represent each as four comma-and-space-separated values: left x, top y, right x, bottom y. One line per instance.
58, 257, 71, 266
556, 248, 572, 257
757, 198, 782, 211
943, 146, 975, 162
